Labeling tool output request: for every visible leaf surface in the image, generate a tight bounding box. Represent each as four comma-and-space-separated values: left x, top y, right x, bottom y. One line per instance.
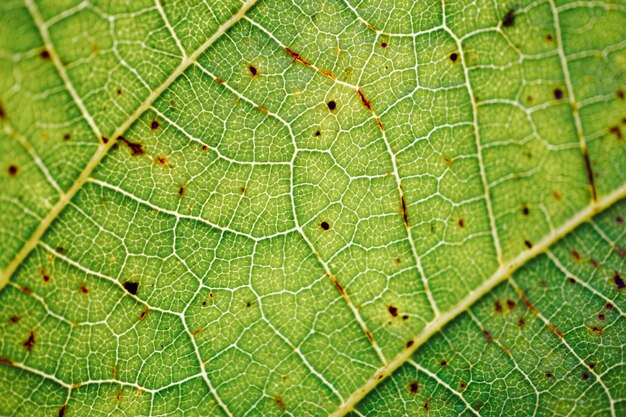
0, 0, 625, 416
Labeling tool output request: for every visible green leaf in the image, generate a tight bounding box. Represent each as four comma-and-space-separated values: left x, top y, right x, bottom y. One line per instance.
0, 0, 624, 416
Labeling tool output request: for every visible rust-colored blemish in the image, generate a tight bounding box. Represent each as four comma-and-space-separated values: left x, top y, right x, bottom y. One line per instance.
285, 47, 311, 66
215, 77, 224, 84
582, 148, 597, 202
154, 156, 169, 166
319, 68, 335, 80
118, 136, 144, 156
19, 285, 32, 295
79, 284, 88, 294
0, 356, 14, 365
589, 326, 603, 336
178, 185, 185, 197
258, 104, 269, 115
41, 268, 50, 283
366, 23, 378, 32
401, 194, 408, 227
609, 126, 623, 141
275, 397, 286, 411
23, 331, 35, 351
58, 405, 67, 417
365, 330, 374, 343
331, 275, 346, 296
116, 389, 122, 402
375, 117, 384, 132
356, 89, 372, 111
139, 307, 148, 321
193, 328, 204, 336
516, 288, 563, 338
482, 329, 493, 342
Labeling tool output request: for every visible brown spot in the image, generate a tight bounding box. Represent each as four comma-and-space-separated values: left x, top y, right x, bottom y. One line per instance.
494, 300, 503, 313
41, 268, 50, 283
388, 305, 398, 317
258, 104, 269, 115
506, 299, 516, 310
320, 221, 330, 230
375, 117, 384, 131
589, 326, 603, 336
23, 331, 35, 351
116, 389, 122, 402
9, 315, 20, 323
449, 52, 458, 62
482, 329, 493, 342
440, 360, 447, 367
215, 77, 224, 84
547, 323, 564, 338
246, 301, 251, 308
458, 218, 465, 228
365, 330, 374, 343
598, 313, 605, 321
118, 136, 144, 156
524, 240, 533, 249
402, 314, 409, 320
459, 381, 466, 389
19, 285, 32, 295
101, 136, 109, 144
552, 191, 562, 200
150, 120, 160, 131
0, 356, 13, 365
314, 130, 321, 137
381, 41, 388, 48
606, 303, 614, 310
178, 185, 185, 197
521, 205, 529, 216
0, 103, 5, 120
613, 273, 625, 290
568, 277, 576, 284
545, 371, 553, 378
63, 134, 71, 141
423, 401, 429, 411
502, 9, 516, 27
617, 89, 625, 100
327, 100, 337, 111
615, 245, 626, 258
357, 89, 373, 112
332, 277, 346, 296
122, 281, 139, 295
546, 33, 553, 41
616, 216, 624, 225
526, 95, 533, 103
202, 144, 208, 151
590, 258, 599, 268
581, 372, 590, 380
248, 65, 258, 77
409, 381, 418, 394
40, 49, 50, 59
116, 88, 122, 95
609, 125, 623, 141
588, 362, 596, 369
366, 23, 378, 32
572, 250, 581, 261
274, 397, 287, 411
58, 405, 67, 417
553, 88, 564, 100
285, 47, 311, 66
8, 165, 18, 176
583, 148, 597, 200
319, 68, 335, 80
209, 292, 215, 299
401, 195, 408, 227
406, 340, 414, 348
139, 307, 148, 321
154, 156, 168, 166
79, 284, 88, 294
395, 257, 402, 265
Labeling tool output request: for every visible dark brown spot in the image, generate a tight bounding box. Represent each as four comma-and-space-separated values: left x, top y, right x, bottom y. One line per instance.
409, 381, 418, 394
613, 273, 625, 290
58, 405, 67, 417
483, 329, 493, 342
388, 305, 398, 317
553, 88, 564, 100
506, 299, 516, 310
616, 216, 624, 225
545, 371, 553, 378
381, 41, 388, 48
41, 268, 50, 283
0, 357, 13, 365
320, 221, 330, 230
598, 313, 605, 321
116, 88, 122, 95
588, 362, 596, 369
139, 308, 148, 321
526, 95, 533, 103
154, 156, 168, 166
406, 340, 414, 348
40, 49, 50, 59
209, 292, 214, 299
118, 136, 144, 156
79, 284, 88, 294
248, 65, 257, 77
365, 330, 374, 343
581, 372, 590, 380
395, 257, 402, 265
401, 195, 408, 227
122, 281, 139, 295
63, 134, 71, 141
201, 300, 207, 306
524, 240, 533, 249
518, 317, 525, 327
552, 191, 562, 200
8, 165, 18, 176
521, 205, 529, 216
459, 381, 466, 389
402, 314, 409, 320
423, 401, 429, 411
572, 250, 581, 261
23, 331, 35, 351
327, 100, 336, 111
617, 89, 625, 100
246, 301, 251, 308
440, 360, 447, 367
357, 89, 372, 111
458, 218, 465, 228
494, 300, 503, 313
0, 103, 5, 120
590, 258, 599, 268
275, 397, 286, 411
546, 33, 553, 41
449, 52, 458, 62
314, 130, 321, 137
590, 326, 603, 336
606, 303, 614, 310
568, 277, 576, 284
178, 185, 185, 197
101, 136, 109, 144
150, 120, 160, 131
285, 47, 311, 66
9, 315, 20, 323
202, 144, 208, 151
609, 126, 623, 141
502, 9, 516, 27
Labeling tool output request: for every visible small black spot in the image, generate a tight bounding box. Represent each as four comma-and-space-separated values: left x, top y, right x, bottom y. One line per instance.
606, 303, 614, 310
440, 360, 447, 367
598, 313, 605, 321
449, 52, 458, 62
616, 216, 624, 225
63, 133, 71, 141
458, 218, 465, 228
327, 100, 336, 111
123, 281, 139, 295
246, 301, 251, 308
545, 371, 553, 378
409, 381, 418, 394
568, 277, 576, 284
320, 221, 330, 230
402, 314, 409, 320
581, 372, 590, 380
614, 273, 625, 290
617, 89, 625, 100
388, 305, 398, 317
524, 240, 533, 249
545, 33, 553, 42
406, 340, 414, 348
150, 120, 160, 130
248, 65, 257, 76
314, 130, 321, 137
58, 405, 67, 417
381, 41, 388, 48
8, 165, 18, 176
553, 88, 564, 100
116, 88, 123, 95
521, 205, 529, 216
494, 300, 503, 313
40, 49, 50, 60
502, 9, 516, 27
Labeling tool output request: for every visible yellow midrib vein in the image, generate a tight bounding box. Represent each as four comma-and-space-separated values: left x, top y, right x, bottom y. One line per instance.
0, 0, 259, 289
330, 181, 626, 417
